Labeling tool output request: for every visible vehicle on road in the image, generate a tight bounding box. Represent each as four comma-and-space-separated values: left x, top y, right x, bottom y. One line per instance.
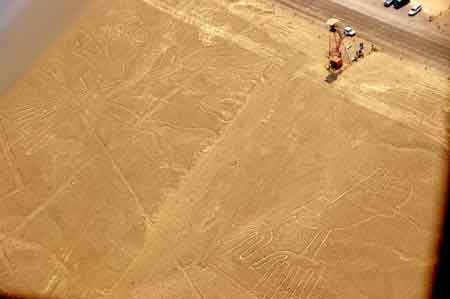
393, 0, 410, 9
384, 0, 394, 7
344, 26, 356, 37
408, 4, 422, 16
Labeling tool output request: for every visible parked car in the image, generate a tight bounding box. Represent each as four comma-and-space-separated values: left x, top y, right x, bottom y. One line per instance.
344, 26, 356, 37
384, 0, 394, 7
408, 4, 422, 16
393, 0, 410, 9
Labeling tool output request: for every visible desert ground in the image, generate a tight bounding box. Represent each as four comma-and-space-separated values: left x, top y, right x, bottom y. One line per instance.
429, 0, 450, 35
0, 0, 449, 298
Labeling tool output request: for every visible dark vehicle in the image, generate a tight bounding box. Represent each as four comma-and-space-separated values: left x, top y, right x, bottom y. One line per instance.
384, 0, 394, 7
393, 0, 410, 8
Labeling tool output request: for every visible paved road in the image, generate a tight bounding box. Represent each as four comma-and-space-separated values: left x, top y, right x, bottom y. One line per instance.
277, 0, 450, 69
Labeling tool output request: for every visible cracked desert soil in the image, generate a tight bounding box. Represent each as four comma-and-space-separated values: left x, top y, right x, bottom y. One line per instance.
0, 0, 449, 298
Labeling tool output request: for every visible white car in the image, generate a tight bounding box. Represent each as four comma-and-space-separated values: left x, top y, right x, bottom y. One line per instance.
344, 26, 356, 37
408, 4, 422, 16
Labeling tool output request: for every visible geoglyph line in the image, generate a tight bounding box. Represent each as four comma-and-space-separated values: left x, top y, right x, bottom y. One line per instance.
142, 0, 284, 63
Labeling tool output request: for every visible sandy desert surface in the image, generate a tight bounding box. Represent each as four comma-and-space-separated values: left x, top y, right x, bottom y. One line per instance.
422, 0, 450, 13
430, 5, 450, 35
0, 0, 449, 298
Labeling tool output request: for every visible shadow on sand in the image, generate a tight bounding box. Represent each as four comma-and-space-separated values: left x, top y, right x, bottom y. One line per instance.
324, 72, 339, 84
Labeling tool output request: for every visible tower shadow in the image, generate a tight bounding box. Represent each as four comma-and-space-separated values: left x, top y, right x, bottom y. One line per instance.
325, 72, 339, 84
